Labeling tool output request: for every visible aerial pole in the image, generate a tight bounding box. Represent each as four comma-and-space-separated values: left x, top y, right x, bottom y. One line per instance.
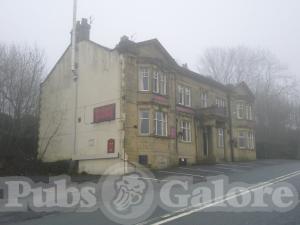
72, 0, 78, 156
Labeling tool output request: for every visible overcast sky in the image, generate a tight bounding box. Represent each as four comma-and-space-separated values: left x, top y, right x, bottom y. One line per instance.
1, 0, 299, 79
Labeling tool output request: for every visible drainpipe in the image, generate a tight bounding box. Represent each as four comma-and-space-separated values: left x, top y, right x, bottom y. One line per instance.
72, 0, 78, 158
227, 93, 234, 162
174, 73, 178, 156
120, 54, 126, 174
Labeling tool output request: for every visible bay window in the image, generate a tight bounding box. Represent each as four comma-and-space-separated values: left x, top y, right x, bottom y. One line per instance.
155, 112, 167, 136
178, 85, 185, 105
248, 130, 255, 149
216, 98, 225, 108
245, 104, 253, 120
201, 92, 208, 108
237, 103, 244, 119
178, 85, 191, 107
139, 67, 150, 91
153, 71, 167, 95
159, 73, 167, 95
185, 87, 191, 107
180, 120, 191, 142
217, 128, 224, 148
238, 130, 248, 149
153, 71, 159, 93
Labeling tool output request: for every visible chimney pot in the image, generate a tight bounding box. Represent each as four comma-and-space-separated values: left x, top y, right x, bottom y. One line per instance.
70, 18, 91, 43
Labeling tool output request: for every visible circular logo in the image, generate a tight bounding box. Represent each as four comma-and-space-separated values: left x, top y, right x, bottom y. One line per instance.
98, 163, 156, 224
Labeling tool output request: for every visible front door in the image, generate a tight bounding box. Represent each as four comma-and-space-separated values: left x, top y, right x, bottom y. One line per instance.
203, 127, 209, 157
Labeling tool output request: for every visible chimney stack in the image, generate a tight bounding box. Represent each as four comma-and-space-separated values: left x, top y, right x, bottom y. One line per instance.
70, 18, 91, 43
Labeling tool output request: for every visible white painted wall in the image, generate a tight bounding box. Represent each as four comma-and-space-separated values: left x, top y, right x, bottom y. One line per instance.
38, 41, 124, 174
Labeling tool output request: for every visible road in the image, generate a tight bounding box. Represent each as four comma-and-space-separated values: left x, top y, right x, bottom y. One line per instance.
0, 159, 300, 225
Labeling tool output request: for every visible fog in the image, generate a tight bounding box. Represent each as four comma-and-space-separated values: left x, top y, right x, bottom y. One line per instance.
1, 0, 299, 78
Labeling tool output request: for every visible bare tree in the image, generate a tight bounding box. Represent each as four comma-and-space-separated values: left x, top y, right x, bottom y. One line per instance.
0, 43, 45, 157
0, 43, 45, 119
198, 46, 297, 97
198, 46, 300, 158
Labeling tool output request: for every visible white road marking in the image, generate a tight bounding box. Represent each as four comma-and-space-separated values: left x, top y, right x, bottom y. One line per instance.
127, 176, 169, 182
137, 170, 300, 225
217, 163, 253, 168
178, 167, 224, 174
214, 166, 243, 171
158, 171, 205, 178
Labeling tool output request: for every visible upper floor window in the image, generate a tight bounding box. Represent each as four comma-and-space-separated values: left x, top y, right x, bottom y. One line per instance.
200, 92, 208, 108
217, 128, 224, 148
180, 120, 192, 142
178, 85, 191, 107
155, 111, 168, 136
178, 85, 184, 105
185, 88, 191, 107
245, 104, 253, 120
160, 73, 167, 95
153, 71, 159, 93
139, 110, 150, 135
237, 103, 253, 120
216, 98, 226, 108
236, 103, 244, 119
139, 67, 150, 91
153, 71, 167, 95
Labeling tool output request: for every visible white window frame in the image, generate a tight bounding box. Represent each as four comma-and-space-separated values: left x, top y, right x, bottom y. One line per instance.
249, 105, 253, 120
248, 130, 255, 149
159, 73, 167, 95
217, 128, 224, 148
201, 92, 208, 108
139, 67, 150, 91
237, 103, 244, 119
155, 111, 168, 136
178, 85, 191, 107
216, 98, 225, 108
178, 85, 185, 105
180, 120, 192, 142
153, 71, 159, 93
185, 87, 191, 107
238, 130, 248, 149
139, 110, 150, 135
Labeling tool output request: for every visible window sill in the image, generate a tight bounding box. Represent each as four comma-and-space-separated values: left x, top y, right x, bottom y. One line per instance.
152, 135, 170, 139
153, 93, 168, 98
179, 140, 192, 144
177, 104, 192, 108
137, 134, 170, 139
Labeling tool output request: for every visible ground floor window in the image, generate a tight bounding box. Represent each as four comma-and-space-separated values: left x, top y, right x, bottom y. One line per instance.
139, 110, 150, 135
239, 129, 255, 149
180, 120, 192, 142
155, 111, 167, 136
248, 130, 255, 149
217, 128, 224, 148
238, 130, 248, 149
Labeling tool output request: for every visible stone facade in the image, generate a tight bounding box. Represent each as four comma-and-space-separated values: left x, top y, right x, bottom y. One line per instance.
38, 21, 256, 174
118, 37, 256, 169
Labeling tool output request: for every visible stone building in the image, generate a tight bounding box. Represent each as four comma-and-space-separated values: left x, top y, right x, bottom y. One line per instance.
38, 19, 256, 174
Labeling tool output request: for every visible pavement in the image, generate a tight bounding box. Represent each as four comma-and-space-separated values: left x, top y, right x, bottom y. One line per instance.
0, 159, 300, 225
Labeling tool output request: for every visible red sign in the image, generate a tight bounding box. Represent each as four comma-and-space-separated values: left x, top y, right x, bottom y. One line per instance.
93, 104, 116, 123
170, 127, 177, 139
176, 106, 195, 115
107, 139, 115, 153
